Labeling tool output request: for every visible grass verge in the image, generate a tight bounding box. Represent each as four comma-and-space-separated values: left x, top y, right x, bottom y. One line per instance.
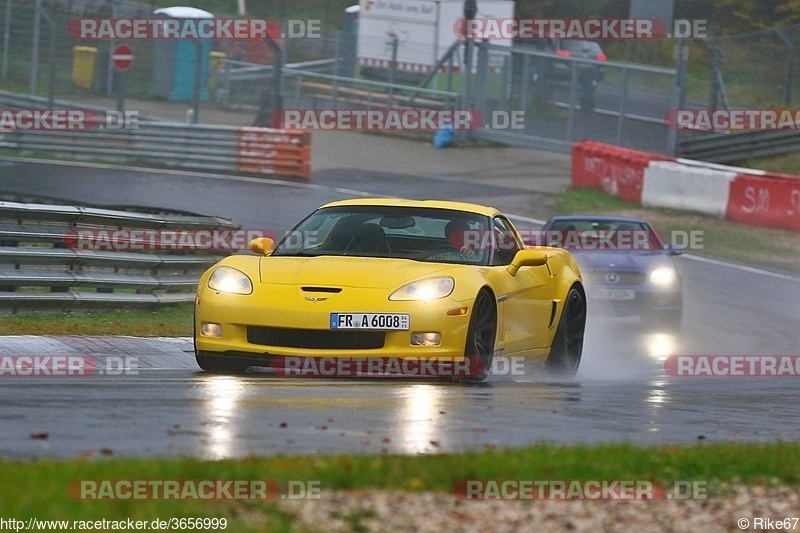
1, 443, 799, 528
744, 152, 800, 177
556, 188, 800, 274
0, 304, 192, 336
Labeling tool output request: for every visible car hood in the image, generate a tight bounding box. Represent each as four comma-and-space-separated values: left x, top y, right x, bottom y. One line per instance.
569, 250, 672, 272
259, 255, 458, 289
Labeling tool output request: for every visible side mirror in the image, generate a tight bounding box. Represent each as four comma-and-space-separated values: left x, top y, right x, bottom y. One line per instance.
508, 249, 548, 276
666, 244, 686, 256
249, 237, 275, 255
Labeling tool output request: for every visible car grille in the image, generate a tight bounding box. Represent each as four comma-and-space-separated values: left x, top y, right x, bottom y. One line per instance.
584, 271, 647, 286
247, 327, 385, 350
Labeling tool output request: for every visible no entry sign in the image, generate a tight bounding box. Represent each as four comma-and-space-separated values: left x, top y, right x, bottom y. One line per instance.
111, 43, 133, 71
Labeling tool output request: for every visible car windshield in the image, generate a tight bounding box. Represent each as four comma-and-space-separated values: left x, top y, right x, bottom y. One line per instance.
561, 40, 603, 54
272, 206, 492, 265
544, 219, 662, 251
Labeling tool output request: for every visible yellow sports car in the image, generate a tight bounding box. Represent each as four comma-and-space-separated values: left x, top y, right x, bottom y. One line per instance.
194, 199, 586, 380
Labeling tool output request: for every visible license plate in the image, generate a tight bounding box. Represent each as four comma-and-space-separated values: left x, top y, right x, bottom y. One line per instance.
595, 289, 636, 300
330, 313, 410, 330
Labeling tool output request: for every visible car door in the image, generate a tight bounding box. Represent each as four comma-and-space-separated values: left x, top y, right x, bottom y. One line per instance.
488, 217, 554, 354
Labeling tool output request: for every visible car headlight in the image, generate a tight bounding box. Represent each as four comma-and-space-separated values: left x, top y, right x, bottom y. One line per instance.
650, 267, 677, 286
389, 277, 454, 301
208, 266, 253, 295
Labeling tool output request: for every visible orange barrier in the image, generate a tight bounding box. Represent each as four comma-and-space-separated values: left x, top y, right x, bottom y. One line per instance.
236, 128, 312, 179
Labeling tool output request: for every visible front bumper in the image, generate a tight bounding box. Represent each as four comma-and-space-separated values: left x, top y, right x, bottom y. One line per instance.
586, 284, 682, 318
195, 284, 474, 361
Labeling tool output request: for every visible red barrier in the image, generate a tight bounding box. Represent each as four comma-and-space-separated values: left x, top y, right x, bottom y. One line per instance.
726, 173, 800, 232
572, 141, 674, 203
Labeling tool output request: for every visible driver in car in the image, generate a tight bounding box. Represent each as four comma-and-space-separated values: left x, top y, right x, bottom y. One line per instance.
445, 219, 480, 261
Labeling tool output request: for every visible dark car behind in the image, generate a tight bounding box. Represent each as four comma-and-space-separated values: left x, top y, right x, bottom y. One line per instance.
536, 215, 683, 331
513, 37, 607, 111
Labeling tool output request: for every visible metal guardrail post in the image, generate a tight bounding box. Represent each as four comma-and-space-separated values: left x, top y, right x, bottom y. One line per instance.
501, 53, 511, 110
474, 41, 488, 114
388, 34, 398, 109
192, 41, 202, 123
565, 61, 578, 144
2, 0, 11, 80
615, 66, 629, 146
253, 37, 283, 127
39, 7, 56, 108
520, 53, 529, 113
703, 38, 728, 110
667, 39, 689, 156
106, 2, 118, 96
447, 52, 454, 92
28, 0, 41, 95
776, 28, 795, 105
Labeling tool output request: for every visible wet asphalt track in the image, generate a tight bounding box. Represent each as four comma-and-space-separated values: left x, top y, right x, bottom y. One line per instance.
1, 159, 799, 458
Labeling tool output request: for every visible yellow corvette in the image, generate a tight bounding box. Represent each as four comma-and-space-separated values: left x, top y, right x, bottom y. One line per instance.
194, 199, 586, 380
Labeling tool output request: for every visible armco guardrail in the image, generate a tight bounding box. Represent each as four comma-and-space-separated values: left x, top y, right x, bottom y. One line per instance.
0, 89, 127, 118
0, 201, 239, 312
0, 90, 312, 179
679, 129, 800, 164
572, 141, 800, 232
0, 122, 312, 179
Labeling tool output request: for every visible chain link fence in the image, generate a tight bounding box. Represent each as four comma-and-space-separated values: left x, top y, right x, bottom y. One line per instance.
468, 42, 677, 154
0, 0, 351, 113
704, 24, 800, 109
10, 1, 800, 158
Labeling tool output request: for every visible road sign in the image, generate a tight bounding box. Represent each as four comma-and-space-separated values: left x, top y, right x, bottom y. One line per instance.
111, 44, 134, 72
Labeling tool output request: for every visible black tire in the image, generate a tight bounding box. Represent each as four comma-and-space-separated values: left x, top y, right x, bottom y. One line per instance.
461, 289, 497, 382
545, 286, 586, 377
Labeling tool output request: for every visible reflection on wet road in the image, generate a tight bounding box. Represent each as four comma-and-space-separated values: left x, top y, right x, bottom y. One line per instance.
1, 309, 799, 460
0, 159, 798, 458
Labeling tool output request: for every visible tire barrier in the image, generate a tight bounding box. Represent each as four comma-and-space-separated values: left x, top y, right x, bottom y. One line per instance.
572, 141, 800, 232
